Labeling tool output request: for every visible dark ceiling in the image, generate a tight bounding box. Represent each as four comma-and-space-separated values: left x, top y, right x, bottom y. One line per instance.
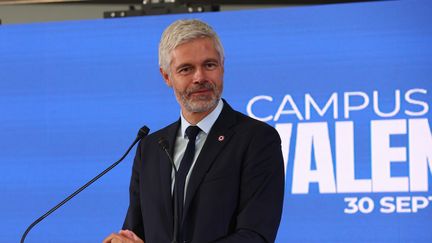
0, 0, 383, 5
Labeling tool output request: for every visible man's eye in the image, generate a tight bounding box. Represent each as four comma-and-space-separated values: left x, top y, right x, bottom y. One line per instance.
205, 62, 218, 70
178, 67, 192, 74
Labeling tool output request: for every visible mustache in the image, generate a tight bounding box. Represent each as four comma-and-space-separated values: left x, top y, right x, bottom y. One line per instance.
185, 82, 216, 96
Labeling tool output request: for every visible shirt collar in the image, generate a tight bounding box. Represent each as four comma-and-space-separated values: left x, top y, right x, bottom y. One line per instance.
180, 99, 224, 138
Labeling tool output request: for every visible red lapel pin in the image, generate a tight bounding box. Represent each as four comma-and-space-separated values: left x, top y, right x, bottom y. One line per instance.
218, 135, 224, 142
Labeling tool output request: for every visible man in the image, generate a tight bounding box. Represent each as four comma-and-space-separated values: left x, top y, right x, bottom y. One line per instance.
104, 19, 284, 243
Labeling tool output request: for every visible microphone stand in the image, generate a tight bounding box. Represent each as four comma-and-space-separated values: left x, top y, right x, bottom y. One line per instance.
20, 126, 150, 243
158, 138, 178, 243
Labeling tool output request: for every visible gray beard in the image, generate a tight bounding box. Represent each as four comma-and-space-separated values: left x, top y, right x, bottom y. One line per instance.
179, 82, 222, 113
182, 95, 219, 113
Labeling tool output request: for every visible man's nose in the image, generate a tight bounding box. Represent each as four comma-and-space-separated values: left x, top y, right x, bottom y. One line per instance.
192, 67, 206, 83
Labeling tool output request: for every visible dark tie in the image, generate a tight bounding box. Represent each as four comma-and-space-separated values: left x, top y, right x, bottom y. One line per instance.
175, 125, 201, 233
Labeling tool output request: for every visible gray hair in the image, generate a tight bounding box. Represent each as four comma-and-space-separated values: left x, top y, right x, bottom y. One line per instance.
158, 19, 225, 73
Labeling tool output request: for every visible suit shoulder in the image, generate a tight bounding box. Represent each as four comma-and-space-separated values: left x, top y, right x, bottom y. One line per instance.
233, 110, 280, 138
140, 120, 178, 146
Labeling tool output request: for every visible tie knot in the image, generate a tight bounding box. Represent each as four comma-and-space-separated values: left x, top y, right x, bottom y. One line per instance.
185, 126, 201, 141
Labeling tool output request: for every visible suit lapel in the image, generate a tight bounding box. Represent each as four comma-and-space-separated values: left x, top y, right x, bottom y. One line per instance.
183, 102, 237, 219
158, 120, 180, 235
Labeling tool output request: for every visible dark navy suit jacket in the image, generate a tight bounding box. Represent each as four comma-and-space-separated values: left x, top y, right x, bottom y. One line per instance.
123, 101, 284, 243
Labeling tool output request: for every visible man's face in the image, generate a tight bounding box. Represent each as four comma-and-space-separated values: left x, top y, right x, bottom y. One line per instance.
161, 37, 224, 116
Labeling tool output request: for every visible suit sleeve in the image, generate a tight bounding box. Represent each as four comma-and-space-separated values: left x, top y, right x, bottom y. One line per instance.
213, 125, 285, 243
122, 140, 145, 240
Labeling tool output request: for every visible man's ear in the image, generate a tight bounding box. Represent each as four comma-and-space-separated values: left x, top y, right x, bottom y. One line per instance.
160, 67, 172, 87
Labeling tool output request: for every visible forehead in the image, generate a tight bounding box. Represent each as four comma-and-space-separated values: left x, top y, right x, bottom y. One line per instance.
170, 37, 220, 66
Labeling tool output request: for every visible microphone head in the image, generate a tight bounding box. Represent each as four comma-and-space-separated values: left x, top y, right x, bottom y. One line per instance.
138, 126, 150, 139
158, 137, 169, 151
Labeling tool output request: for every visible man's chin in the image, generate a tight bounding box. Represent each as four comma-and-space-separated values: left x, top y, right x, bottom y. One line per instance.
184, 99, 218, 113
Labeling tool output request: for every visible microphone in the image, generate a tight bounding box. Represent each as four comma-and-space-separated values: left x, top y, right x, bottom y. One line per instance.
158, 137, 177, 172
158, 137, 178, 243
20, 126, 150, 243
